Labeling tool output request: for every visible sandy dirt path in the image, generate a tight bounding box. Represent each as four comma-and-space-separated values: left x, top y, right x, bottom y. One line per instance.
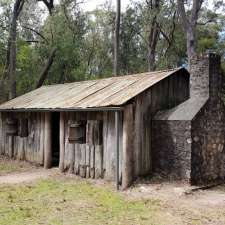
0, 168, 57, 184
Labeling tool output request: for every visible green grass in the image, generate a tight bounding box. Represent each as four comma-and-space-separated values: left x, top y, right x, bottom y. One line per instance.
0, 179, 166, 225
0, 161, 23, 174
0, 157, 32, 175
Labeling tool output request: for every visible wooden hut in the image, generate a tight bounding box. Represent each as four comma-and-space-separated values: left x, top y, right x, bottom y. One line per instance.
0, 68, 189, 189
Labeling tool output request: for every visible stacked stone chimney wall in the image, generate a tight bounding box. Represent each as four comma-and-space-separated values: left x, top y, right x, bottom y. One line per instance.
189, 55, 209, 98
190, 54, 225, 184
152, 53, 225, 184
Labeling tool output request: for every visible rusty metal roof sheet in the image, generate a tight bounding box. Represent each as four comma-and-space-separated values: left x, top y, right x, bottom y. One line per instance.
0, 68, 187, 111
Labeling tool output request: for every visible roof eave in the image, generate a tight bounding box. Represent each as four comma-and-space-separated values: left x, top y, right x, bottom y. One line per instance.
0, 106, 124, 112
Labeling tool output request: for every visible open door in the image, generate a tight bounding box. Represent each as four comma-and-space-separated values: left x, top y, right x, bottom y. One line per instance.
51, 112, 60, 167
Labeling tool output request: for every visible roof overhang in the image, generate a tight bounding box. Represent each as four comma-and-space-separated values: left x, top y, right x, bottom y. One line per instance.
0, 106, 124, 112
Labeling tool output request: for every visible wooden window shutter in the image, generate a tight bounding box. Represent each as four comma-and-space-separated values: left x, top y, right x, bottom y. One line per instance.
69, 121, 87, 144
18, 118, 29, 137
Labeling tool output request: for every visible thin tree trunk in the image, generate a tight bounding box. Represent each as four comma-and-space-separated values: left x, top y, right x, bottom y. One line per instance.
147, 0, 160, 72
177, 0, 203, 60
36, 48, 57, 89
186, 25, 196, 59
148, 19, 159, 71
8, 0, 24, 100
3, 40, 11, 80
58, 63, 66, 84
113, 0, 121, 76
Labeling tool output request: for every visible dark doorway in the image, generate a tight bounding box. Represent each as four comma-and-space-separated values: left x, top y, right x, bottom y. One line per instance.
51, 112, 60, 167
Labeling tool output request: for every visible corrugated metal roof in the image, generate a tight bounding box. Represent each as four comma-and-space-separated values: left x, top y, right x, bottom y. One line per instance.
0, 68, 186, 111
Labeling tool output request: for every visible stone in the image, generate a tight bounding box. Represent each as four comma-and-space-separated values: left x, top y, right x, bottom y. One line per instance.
187, 138, 192, 144
152, 54, 225, 186
193, 136, 199, 142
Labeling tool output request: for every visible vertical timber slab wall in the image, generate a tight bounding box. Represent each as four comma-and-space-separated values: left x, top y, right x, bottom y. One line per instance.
132, 70, 190, 179
122, 104, 134, 189
103, 111, 122, 181
133, 89, 152, 177
0, 112, 4, 155
0, 112, 45, 165
61, 111, 123, 181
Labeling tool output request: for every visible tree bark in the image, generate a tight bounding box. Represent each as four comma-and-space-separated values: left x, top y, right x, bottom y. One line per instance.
186, 25, 196, 58
177, 0, 204, 59
36, 48, 57, 89
148, 19, 159, 71
8, 0, 25, 100
147, 0, 160, 72
113, 0, 121, 76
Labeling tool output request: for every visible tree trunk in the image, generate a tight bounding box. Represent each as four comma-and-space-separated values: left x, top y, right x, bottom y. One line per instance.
8, 0, 24, 100
58, 63, 66, 84
36, 47, 57, 89
177, 0, 203, 60
113, 0, 121, 76
147, 0, 160, 72
148, 19, 159, 71
186, 25, 196, 59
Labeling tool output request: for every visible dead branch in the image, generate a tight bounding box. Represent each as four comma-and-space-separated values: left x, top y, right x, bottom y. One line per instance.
22, 25, 49, 44
36, 47, 57, 89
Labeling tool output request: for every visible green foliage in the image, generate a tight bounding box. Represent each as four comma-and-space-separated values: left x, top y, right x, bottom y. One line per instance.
0, 0, 224, 96
120, 6, 148, 74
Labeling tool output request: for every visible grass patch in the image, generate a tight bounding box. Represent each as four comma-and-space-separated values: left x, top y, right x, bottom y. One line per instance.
0, 156, 35, 175
0, 162, 20, 174
0, 179, 166, 225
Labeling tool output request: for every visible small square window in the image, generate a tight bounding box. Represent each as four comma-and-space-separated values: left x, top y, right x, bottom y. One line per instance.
69, 121, 86, 144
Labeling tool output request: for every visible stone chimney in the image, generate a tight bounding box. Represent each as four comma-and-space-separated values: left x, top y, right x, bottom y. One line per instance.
189, 53, 223, 101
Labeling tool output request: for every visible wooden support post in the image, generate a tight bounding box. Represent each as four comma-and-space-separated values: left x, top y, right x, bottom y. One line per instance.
122, 104, 134, 189
8, 136, 14, 158
40, 113, 45, 165
59, 112, 65, 172
44, 112, 52, 169
115, 111, 120, 190
0, 113, 3, 155
69, 145, 75, 174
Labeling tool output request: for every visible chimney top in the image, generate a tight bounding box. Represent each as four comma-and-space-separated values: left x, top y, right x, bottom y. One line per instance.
189, 53, 222, 99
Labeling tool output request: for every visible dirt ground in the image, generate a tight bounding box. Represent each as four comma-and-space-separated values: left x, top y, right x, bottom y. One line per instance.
1, 157, 225, 225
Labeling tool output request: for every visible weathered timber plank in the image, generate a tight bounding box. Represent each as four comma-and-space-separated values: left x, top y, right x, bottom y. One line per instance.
39, 113, 45, 165
95, 145, 103, 178
59, 112, 65, 171
90, 145, 95, 178
122, 104, 134, 189
79, 144, 86, 178
85, 144, 90, 178
69, 144, 75, 174
44, 112, 52, 168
